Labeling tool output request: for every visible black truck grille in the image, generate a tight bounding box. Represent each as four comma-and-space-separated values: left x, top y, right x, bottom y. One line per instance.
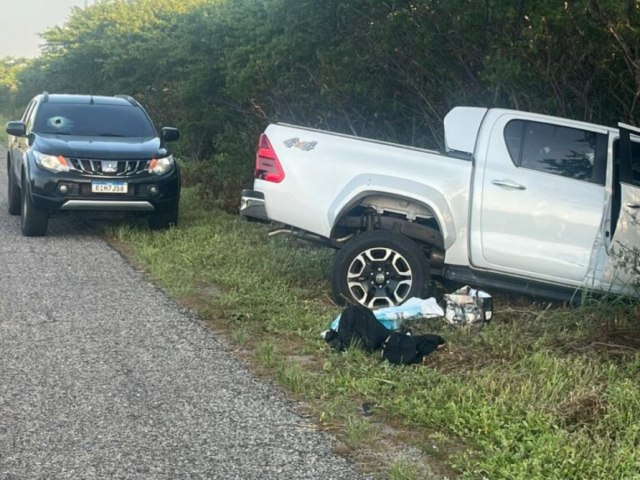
68, 158, 149, 176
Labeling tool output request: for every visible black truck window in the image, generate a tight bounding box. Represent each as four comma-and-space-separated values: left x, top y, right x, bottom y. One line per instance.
504, 119, 607, 185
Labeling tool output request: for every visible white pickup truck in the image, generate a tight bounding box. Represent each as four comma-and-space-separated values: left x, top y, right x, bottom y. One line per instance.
240, 107, 640, 307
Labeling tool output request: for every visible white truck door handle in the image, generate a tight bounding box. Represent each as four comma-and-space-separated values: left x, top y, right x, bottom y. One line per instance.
492, 179, 526, 190
625, 202, 640, 209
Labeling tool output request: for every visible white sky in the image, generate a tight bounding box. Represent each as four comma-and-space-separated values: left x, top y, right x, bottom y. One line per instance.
0, 0, 93, 58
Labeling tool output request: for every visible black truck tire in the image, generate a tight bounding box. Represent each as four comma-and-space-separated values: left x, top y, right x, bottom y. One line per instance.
148, 202, 179, 231
7, 162, 20, 216
330, 230, 430, 308
20, 176, 48, 236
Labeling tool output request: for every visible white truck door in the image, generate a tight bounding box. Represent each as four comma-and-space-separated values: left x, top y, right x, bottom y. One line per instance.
471, 113, 609, 284
598, 124, 640, 293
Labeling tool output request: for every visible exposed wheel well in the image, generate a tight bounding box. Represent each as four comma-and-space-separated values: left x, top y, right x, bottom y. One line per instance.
331, 194, 446, 271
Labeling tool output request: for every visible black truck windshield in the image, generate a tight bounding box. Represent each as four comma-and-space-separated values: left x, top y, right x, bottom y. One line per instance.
33, 103, 156, 137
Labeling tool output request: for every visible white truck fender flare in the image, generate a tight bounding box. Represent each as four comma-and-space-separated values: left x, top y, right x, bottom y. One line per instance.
327, 174, 456, 249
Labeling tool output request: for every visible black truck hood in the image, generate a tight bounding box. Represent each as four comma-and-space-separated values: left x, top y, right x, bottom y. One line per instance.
32, 134, 162, 160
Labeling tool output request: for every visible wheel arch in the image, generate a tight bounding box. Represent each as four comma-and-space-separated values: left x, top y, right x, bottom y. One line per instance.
11, 151, 29, 187
328, 175, 456, 250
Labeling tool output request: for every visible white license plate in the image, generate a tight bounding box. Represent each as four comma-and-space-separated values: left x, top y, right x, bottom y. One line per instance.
91, 181, 128, 194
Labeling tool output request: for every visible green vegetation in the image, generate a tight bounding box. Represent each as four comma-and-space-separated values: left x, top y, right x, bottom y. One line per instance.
4, 0, 640, 206
104, 189, 640, 479
3, 1, 639, 477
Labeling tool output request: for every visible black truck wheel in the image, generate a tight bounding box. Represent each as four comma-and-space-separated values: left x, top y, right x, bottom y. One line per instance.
20, 177, 48, 236
148, 202, 179, 230
7, 162, 20, 216
330, 230, 430, 308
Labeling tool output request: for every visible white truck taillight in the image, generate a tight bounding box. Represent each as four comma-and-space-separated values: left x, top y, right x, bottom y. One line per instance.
255, 133, 285, 183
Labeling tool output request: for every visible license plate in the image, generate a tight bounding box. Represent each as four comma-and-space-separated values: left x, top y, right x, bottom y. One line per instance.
91, 181, 128, 194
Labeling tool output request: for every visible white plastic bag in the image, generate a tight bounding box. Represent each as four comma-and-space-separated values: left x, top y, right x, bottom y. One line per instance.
372, 297, 444, 330
330, 297, 444, 331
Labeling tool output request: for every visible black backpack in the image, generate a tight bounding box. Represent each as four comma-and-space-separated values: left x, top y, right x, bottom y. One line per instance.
324, 304, 391, 352
325, 305, 447, 364
381, 333, 446, 365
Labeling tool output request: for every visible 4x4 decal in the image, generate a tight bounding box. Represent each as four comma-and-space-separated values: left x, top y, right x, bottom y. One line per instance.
284, 137, 317, 151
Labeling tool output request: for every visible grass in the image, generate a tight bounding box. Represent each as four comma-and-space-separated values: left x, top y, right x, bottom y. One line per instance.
344, 414, 377, 448
103, 185, 640, 479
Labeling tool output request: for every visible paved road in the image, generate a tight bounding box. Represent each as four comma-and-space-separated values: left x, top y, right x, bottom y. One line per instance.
0, 154, 364, 479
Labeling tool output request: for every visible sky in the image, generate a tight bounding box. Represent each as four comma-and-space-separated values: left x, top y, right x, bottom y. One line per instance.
0, 0, 92, 58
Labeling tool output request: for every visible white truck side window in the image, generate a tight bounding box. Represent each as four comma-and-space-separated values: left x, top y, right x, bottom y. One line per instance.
504, 120, 607, 185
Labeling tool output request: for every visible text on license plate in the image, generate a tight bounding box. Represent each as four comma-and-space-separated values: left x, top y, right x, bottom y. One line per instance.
91, 181, 128, 194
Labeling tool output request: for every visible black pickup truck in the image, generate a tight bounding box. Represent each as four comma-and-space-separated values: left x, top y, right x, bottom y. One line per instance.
6, 92, 181, 236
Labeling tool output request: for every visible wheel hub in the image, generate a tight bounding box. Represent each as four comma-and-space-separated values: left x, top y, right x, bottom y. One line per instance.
347, 247, 413, 308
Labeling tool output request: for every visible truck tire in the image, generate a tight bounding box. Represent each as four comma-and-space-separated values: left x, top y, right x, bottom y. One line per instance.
21, 176, 48, 236
7, 162, 20, 216
331, 230, 430, 308
148, 202, 179, 230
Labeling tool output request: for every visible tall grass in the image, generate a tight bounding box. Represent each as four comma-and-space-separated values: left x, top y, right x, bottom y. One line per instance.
105, 186, 640, 479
